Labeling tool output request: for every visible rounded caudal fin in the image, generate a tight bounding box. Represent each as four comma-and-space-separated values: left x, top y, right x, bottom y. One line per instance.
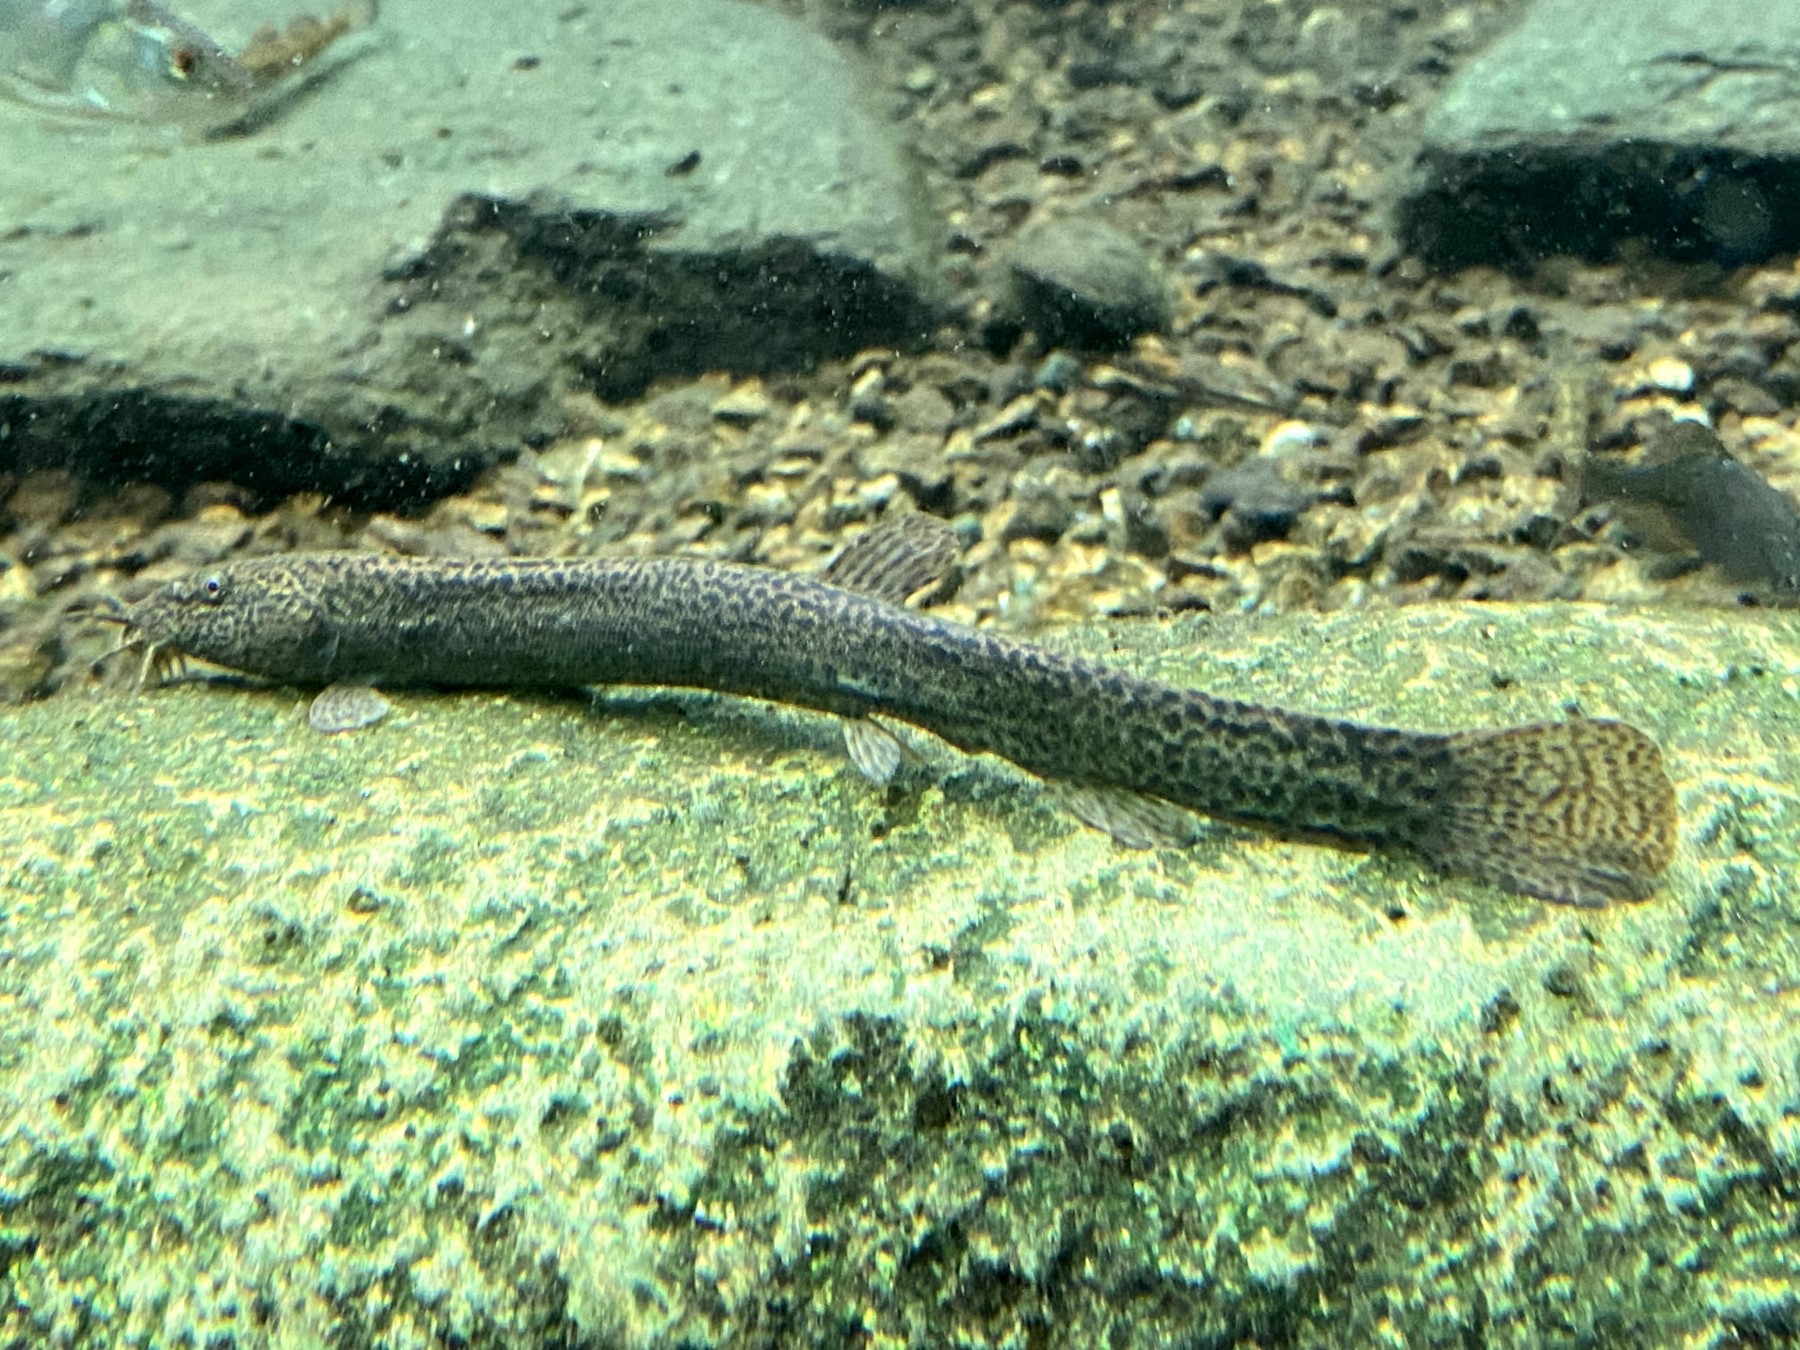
1421, 719, 1677, 907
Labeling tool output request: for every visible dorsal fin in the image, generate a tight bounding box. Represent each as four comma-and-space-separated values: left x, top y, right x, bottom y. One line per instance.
819, 514, 959, 605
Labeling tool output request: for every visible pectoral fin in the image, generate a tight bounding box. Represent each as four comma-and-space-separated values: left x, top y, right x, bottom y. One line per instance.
842, 716, 905, 787
1060, 783, 1202, 850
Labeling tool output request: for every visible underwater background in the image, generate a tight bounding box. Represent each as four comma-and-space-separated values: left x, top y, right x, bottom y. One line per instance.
2, 0, 1799, 1344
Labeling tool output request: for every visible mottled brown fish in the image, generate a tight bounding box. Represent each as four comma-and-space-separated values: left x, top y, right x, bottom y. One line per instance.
109, 516, 1678, 907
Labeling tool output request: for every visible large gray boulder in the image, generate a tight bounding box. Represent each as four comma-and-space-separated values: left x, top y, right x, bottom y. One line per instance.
0, 0, 941, 506
0, 601, 1795, 1345
1402, 0, 1800, 268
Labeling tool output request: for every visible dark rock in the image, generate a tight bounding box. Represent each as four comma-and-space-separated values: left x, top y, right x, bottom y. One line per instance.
999, 464, 1077, 543
956, 110, 1038, 179
1033, 352, 1085, 393
853, 434, 954, 509
1354, 414, 1428, 453
1502, 306, 1542, 342
1198, 457, 1317, 549
1007, 218, 1173, 351
1711, 378, 1782, 420
1401, 0, 1800, 269
891, 383, 957, 437
1388, 532, 1499, 586
1447, 350, 1512, 389
1112, 488, 1170, 558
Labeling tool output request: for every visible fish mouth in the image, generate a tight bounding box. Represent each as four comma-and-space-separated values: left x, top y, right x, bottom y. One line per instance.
72, 593, 185, 689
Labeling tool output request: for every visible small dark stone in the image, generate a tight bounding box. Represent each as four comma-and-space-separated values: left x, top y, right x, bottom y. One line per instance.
1167, 162, 1231, 191
853, 434, 953, 508
1001, 473, 1075, 543
1114, 488, 1170, 558
1353, 80, 1405, 112
1480, 990, 1522, 1035
892, 384, 956, 436
1393, 323, 1450, 362
1033, 352, 1084, 394
1712, 378, 1781, 419
1355, 414, 1427, 452
1595, 326, 1640, 362
1502, 306, 1541, 341
850, 390, 895, 432
1713, 342, 1772, 381
956, 113, 1035, 178
1008, 218, 1173, 351
1072, 425, 1132, 475
1542, 962, 1585, 999
1199, 458, 1315, 549
1456, 452, 1505, 484
1514, 512, 1562, 551
1447, 350, 1510, 388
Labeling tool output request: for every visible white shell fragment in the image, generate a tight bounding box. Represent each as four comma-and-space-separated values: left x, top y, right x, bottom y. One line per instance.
308, 683, 393, 734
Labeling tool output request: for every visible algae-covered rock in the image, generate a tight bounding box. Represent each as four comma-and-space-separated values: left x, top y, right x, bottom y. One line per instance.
1, 603, 1797, 1347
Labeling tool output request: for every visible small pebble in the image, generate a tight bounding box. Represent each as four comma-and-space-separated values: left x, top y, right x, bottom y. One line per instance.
713, 383, 772, 426
1034, 352, 1084, 393
973, 393, 1041, 442
1647, 358, 1695, 393
1262, 421, 1326, 457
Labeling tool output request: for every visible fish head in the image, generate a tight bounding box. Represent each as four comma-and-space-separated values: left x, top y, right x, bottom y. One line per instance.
121, 560, 338, 682
67, 0, 253, 124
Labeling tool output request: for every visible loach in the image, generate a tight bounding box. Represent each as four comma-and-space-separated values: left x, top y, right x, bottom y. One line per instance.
108, 515, 1678, 908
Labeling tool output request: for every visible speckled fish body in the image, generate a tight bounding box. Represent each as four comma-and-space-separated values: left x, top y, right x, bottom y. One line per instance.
120, 528, 1679, 907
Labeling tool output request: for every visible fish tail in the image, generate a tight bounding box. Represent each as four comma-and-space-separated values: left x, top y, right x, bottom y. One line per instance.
1416, 719, 1677, 907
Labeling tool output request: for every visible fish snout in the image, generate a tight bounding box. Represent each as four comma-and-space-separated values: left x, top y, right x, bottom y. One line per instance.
70, 586, 182, 688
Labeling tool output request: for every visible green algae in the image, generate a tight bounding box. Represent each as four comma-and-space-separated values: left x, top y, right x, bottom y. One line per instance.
0, 602, 1796, 1347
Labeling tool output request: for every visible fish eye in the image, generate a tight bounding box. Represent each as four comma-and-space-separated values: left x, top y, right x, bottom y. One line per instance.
169, 44, 199, 79
200, 575, 226, 603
